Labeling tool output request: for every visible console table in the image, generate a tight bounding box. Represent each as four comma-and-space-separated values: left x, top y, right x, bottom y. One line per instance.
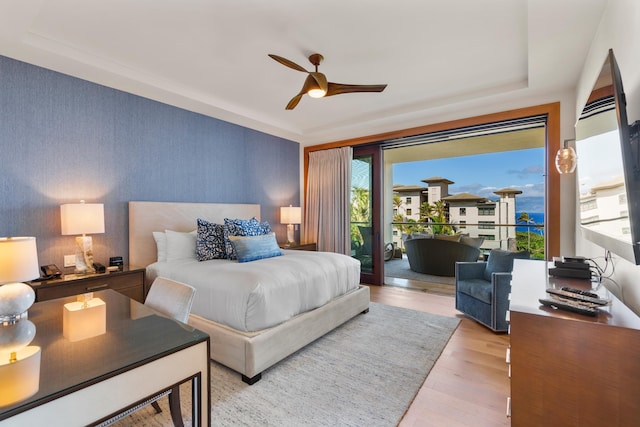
0, 290, 210, 426
508, 259, 640, 426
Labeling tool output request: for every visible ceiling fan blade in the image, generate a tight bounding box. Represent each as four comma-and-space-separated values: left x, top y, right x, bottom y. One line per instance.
268, 54, 309, 73
284, 75, 318, 109
326, 83, 388, 97
286, 94, 304, 110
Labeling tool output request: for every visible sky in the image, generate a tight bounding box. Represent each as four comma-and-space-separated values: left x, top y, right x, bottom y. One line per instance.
392, 147, 546, 213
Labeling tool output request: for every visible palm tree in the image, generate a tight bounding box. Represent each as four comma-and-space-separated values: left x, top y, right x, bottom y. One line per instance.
350, 186, 370, 248
517, 211, 533, 251
429, 200, 454, 235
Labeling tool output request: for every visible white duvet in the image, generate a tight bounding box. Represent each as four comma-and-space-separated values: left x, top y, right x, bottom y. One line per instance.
146, 250, 361, 332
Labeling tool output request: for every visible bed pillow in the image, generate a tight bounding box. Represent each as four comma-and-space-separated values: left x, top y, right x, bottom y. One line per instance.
229, 233, 283, 263
223, 217, 271, 259
165, 229, 197, 261
196, 218, 227, 261
153, 231, 167, 262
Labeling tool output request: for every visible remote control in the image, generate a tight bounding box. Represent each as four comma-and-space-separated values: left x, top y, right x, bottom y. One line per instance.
561, 286, 598, 298
546, 288, 609, 306
539, 297, 598, 316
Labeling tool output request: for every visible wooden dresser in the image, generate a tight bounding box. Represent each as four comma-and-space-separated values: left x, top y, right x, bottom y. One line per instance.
508, 260, 640, 426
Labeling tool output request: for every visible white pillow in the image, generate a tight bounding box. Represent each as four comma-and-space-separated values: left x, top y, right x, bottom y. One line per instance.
153, 231, 167, 262
165, 229, 197, 261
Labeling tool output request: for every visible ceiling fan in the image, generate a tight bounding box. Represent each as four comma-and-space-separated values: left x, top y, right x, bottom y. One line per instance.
268, 53, 387, 110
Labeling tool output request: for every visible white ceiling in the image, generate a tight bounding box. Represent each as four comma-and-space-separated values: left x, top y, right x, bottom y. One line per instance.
0, 0, 608, 146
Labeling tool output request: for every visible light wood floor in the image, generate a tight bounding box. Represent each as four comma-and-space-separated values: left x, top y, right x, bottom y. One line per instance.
370, 280, 511, 427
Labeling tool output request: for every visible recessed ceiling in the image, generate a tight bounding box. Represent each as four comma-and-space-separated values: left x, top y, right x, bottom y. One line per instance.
0, 0, 608, 146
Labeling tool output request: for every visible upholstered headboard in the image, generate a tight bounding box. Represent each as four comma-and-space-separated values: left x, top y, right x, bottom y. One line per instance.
128, 201, 261, 269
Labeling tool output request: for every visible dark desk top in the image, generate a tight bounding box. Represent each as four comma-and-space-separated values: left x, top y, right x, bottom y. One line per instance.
0, 289, 209, 420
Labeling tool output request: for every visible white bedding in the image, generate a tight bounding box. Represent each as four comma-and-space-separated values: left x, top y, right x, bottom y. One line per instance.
146, 250, 361, 332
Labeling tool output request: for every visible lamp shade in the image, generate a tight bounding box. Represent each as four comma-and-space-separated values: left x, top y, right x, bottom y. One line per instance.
280, 206, 302, 225
0, 237, 39, 284
61, 203, 105, 235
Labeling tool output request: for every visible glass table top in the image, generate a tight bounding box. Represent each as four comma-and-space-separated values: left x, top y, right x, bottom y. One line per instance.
0, 289, 209, 420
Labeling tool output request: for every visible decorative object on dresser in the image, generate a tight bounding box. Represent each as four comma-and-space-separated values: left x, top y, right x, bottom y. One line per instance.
280, 204, 301, 246
60, 200, 105, 274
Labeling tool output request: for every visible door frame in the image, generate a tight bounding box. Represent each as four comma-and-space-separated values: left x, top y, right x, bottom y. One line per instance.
303, 103, 561, 262
352, 145, 384, 285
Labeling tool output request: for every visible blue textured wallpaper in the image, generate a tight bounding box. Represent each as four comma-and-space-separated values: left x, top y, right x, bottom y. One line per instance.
0, 55, 300, 269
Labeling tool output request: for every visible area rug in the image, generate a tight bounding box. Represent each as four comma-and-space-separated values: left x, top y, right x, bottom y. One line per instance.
117, 303, 460, 427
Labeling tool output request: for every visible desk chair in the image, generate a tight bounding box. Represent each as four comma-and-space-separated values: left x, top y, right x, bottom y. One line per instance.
144, 277, 196, 427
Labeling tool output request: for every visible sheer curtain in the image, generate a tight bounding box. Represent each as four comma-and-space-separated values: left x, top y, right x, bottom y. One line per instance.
304, 146, 352, 255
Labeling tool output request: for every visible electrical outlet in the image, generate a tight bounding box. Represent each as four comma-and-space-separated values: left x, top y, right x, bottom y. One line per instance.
64, 255, 76, 267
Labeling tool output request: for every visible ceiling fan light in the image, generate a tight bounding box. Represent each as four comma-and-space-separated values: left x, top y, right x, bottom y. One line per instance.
308, 88, 326, 98
555, 139, 577, 174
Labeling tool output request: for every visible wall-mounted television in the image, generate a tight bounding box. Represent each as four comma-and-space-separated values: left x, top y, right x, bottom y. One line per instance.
575, 49, 640, 265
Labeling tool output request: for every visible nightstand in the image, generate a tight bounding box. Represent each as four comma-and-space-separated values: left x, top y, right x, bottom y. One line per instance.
29, 267, 146, 303
280, 242, 317, 251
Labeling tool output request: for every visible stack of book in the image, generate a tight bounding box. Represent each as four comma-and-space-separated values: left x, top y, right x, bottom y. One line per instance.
548, 257, 591, 279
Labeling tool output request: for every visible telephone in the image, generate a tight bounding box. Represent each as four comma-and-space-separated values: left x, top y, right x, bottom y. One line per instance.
40, 264, 62, 280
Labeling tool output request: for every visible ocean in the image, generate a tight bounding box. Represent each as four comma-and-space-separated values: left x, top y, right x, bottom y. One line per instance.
515, 212, 544, 235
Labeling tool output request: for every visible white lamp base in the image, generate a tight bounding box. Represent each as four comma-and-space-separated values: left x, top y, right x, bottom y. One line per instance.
0, 283, 36, 323
286, 224, 296, 245
74, 235, 95, 274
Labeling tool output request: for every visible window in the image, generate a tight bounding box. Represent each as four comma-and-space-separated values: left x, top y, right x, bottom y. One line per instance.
459, 208, 466, 216
459, 220, 466, 229
479, 234, 495, 241
479, 221, 495, 230
581, 200, 597, 211
406, 208, 412, 216
393, 208, 398, 215
406, 197, 412, 204
478, 206, 495, 216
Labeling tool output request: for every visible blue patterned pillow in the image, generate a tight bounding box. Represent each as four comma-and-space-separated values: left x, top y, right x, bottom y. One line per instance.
223, 217, 271, 259
196, 218, 227, 261
229, 233, 283, 263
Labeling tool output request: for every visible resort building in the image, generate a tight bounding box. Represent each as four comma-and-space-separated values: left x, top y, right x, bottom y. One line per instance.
392, 177, 521, 251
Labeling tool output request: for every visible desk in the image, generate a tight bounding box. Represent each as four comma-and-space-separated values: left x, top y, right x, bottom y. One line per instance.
508, 260, 640, 426
0, 290, 210, 427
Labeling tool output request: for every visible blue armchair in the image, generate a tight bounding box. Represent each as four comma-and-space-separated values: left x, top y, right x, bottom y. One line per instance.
455, 249, 529, 332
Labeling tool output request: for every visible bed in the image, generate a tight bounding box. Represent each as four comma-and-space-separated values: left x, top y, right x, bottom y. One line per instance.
128, 201, 370, 384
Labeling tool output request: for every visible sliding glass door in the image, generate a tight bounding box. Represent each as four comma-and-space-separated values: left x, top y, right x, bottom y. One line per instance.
351, 145, 383, 285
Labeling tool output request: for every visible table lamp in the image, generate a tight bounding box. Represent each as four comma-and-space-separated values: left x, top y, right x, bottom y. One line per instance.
0, 237, 39, 323
280, 205, 301, 246
61, 201, 105, 274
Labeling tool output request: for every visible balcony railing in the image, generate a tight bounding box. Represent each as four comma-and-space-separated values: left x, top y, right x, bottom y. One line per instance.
389, 221, 545, 259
